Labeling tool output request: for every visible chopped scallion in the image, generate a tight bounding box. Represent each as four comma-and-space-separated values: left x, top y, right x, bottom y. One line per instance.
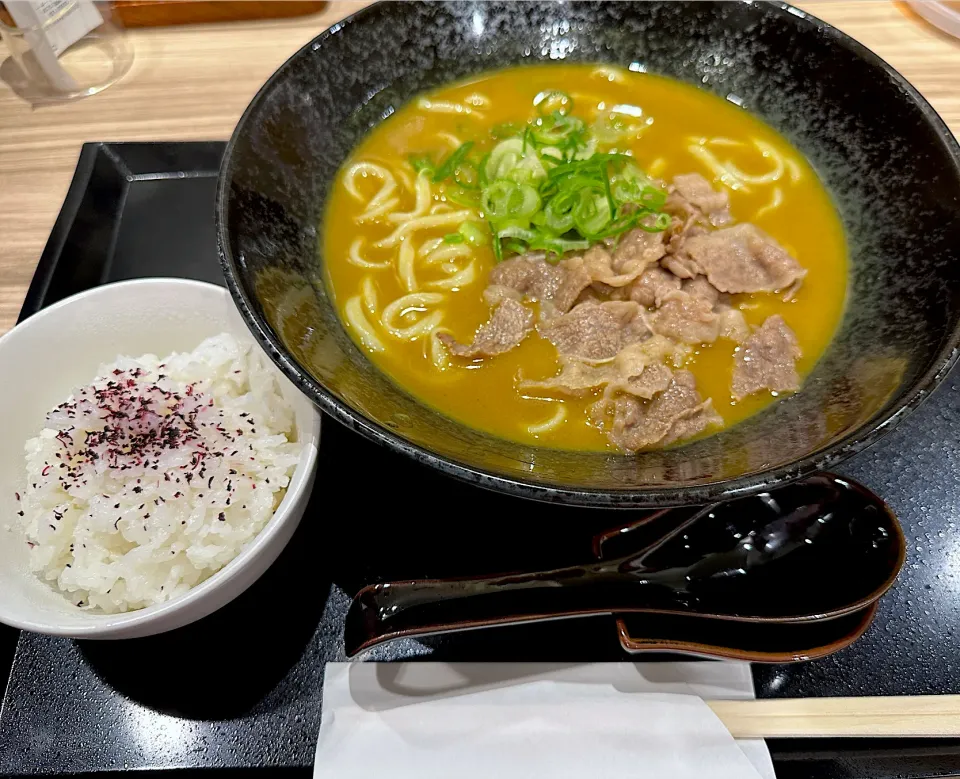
452, 159, 480, 189
409, 154, 435, 174
430, 88, 671, 263
534, 90, 573, 116
481, 179, 540, 223
458, 221, 489, 247
492, 232, 503, 263
531, 113, 585, 147
433, 141, 475, 183
445, 187, 481, 208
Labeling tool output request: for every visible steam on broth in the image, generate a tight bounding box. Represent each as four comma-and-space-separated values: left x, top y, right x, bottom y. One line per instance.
324, 64, 847, 452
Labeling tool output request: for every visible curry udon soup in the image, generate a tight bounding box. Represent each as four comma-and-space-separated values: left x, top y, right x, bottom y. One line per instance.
324, 64, 847, 453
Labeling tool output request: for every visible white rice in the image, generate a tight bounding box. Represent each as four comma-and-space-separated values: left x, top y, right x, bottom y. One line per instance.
17, 333, 301, 614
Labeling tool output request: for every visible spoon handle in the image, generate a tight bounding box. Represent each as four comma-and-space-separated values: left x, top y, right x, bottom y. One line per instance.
344, 562, 669, 657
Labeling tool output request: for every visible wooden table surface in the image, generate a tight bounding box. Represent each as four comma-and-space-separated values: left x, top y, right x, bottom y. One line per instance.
1, 0, 958, 336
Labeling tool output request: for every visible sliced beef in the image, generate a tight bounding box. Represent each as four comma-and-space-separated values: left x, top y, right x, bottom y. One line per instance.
683, 224, 807, 294
674, 174, 729, 215
780, 277, 803, 303
539, 301, 648, 361
594, 394, 642, 447
612, 228, 667, 271
646, 292, 720, 345
489, 254, 566, 301
731, 314, 802, 399
662, 399, 724, 446
628, 266, 682, 307
520, 358, 620, 397
582, 245, 648, 288
439, 298, 533, 358
715, 303, 750, 343
573, 286, 604, 307
682, 276, 720, 305
645, 273, 748, 345
619, 362, 674, 400
602, 370, 722, 452
662, 254, 703, 280
666, 221, 709, 256
667, 173, 733, 227
488, 253, 595, 323
482, 284, 522, 306
614, 335, 682, 377
521, 339, 676, 399
551, 256, 594, 314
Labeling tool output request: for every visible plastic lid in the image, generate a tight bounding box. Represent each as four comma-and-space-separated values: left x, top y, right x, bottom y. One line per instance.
907, 0, 960, 38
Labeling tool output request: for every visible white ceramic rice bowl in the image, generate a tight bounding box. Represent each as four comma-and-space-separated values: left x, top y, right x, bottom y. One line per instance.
0, 278, 321, 638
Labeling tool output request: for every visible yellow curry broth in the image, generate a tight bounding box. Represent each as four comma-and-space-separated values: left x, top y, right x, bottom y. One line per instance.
324, 64, 848, 450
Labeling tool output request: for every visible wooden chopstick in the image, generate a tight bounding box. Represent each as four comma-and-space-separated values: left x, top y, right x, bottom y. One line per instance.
707, 696, 960, 738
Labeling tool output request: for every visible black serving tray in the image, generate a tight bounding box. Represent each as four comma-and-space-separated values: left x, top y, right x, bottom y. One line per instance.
1, 142, 959, 779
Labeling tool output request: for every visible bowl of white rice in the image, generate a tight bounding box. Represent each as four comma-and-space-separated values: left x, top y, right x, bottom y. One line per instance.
0, 279, 321, 638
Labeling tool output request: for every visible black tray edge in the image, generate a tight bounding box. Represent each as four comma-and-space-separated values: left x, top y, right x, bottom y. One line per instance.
17, 142, 229, 325
4, 140, 960, 779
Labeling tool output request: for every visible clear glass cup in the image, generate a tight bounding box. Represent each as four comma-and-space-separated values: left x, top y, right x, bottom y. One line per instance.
907, 0, 960, 39
0, 1, 133, 102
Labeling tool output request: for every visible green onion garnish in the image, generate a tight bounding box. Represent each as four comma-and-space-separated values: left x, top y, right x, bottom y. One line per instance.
445, 187, 481, 208
458, 221, 489, 247
523, 125, 535, 154
533, 90, 573, 116
492, 231, 503, 263
531, 113, 585, 146
409, 154, 435, 174
428, 89, 671, 262
543, 189, 578, 233
433, 141, 475, 184
452, 159, 480, 190
481, 179, 541, 222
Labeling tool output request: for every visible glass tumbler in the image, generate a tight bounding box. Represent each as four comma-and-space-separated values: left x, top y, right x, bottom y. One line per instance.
0, 0, 133, 101
906, 0, 960, 39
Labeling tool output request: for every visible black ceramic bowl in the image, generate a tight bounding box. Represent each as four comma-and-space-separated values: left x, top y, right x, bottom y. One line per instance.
217, 1, 960, 508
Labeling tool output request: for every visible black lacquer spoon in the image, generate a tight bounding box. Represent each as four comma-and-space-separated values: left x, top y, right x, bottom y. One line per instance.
345, 473, 905, 657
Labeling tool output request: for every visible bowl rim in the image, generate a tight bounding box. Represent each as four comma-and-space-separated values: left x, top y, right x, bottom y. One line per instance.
215, 0, 960, 508
0, 278, 322, 637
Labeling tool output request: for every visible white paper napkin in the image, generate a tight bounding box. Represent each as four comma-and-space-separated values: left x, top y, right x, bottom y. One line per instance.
314, 663, 774, 779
